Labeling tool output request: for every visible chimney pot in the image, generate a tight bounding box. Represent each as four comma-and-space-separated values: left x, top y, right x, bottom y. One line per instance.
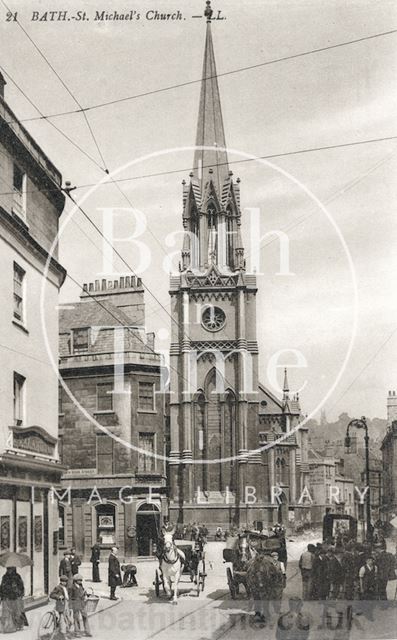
95, 280, 99, 291
83, 283, 88, 292
120, 277, 125, 288
131, 276, 136, 287
125, 276, 131, 288
137, 277, 142, 288
101, 279, 106, 290
89, 283, 94, 292
114, 280, 118, 288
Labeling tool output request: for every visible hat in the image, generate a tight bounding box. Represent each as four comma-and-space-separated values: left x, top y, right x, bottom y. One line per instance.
60, 575, 68, 583
73, 574, 83, 582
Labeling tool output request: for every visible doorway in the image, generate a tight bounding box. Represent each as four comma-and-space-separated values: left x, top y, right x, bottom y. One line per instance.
136, 503, 160, 556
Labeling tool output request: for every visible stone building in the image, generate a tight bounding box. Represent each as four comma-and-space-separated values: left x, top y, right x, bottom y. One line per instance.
0, 73, 66, 602
308, 450, 355, 524
168, 14, 310, 530
380, 390, 397, 520
58, 277, 166, 558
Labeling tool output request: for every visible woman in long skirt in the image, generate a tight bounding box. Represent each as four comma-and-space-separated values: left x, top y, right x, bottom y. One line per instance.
0, 567, 27, 633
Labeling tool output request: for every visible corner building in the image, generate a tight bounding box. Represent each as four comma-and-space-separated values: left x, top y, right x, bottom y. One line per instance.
0, 74, 66, 602
168, 13, 310, 529
59, 277, 167, 558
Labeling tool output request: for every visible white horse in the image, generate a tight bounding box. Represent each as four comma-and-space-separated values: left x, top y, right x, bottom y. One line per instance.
159, 531, 185, 604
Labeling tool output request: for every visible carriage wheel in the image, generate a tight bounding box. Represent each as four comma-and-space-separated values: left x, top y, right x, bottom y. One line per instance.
195, 559, 206, 596
154, 569, 161, 597
37, 611, 57, 640
226, 567, 236, 599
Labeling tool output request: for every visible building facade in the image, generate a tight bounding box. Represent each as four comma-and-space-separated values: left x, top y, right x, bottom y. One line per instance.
59, 277, 167, 559
380, 390, 397, 520
168, 13, 310, 530
308, 450, 355, 524
0, 74, 66, 602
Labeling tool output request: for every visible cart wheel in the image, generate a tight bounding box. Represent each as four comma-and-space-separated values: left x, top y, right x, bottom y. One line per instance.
226, 567, 236, 599
154, 569, 161, 597
37, 611, 57, 640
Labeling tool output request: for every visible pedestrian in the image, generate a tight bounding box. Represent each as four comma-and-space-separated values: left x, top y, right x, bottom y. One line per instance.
59, 550, 73, 587
70, 547, 82, 576
108, 547, 122, 600
90, 542, 101, 583
50, 575, 72, 638
271, 551, 286, 588
341, 542, 359, 600
311, 547, 329, 600
326, 548, 343, 599
121, 564, 138, 587
186, 523, 192, 540
299, 544, 315, 600
69, 574, 92, 637
374, 549, 395, 600
276, 597, 311, 640
278, 536, 288, 569
359, 556, 378, 620
182, 525, 187, 540
191, 522, 199, 541
0, 566, 27, 633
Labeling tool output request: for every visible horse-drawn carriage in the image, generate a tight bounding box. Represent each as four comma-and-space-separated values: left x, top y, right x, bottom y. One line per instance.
223, 530, 283, 599
322, 513, 358, 545
154, 537, 206, 601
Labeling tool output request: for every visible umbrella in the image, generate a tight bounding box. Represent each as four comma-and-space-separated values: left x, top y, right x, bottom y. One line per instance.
0, 551, 33, 568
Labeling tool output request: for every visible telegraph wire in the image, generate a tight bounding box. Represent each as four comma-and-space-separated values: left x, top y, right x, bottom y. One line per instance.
0, 65, 107, 173
0, 0, 110, 173
11, 27, 397, 124
0, 134, 396, 197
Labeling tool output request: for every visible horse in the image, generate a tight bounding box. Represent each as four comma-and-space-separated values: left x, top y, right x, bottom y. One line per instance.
159, 530, 185, 604
246, 549, 285, 625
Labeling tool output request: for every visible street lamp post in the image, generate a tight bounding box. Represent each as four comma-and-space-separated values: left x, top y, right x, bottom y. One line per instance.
345, 416, 372, 544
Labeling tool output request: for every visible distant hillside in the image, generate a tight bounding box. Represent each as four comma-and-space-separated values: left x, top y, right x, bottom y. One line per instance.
308, 413, 387, 447
307, 413, 386, 486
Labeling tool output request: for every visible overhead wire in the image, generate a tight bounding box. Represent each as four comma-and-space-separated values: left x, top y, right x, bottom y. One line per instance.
9, 27, 397, 124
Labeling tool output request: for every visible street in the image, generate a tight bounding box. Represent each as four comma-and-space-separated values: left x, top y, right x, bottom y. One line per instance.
27, 537, 395, 640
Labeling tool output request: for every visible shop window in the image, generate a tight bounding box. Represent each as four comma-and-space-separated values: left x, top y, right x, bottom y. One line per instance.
0, 516, 10, 551
58, 506, 65, 546
13, 372, 25, 426
138, 382, 155, 411
96, 382, 113, 412
96, 503, 115, 545
72, 328, 89, 354
96, 435, 113, 475
17, 516, 28, 553
34, 516, 43, 552
138, 433, 155, 472
13, 262, 25, 322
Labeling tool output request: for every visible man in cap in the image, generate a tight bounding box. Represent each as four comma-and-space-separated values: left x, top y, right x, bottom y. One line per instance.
69, 574, 92, 637
50, 575, 72, 637
59, 551, 73, 588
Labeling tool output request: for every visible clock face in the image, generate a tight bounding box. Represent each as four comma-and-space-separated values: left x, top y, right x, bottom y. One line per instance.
201, 306, 226, 331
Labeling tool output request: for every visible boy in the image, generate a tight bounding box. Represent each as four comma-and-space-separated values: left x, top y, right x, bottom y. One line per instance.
50, 575, 72, 637
69, 574, 92, 637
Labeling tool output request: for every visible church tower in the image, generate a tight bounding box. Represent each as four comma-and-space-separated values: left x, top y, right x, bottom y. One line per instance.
168, 2, 265, 526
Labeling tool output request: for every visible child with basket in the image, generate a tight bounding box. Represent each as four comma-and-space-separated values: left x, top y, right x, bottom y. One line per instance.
69, 574, 92, 637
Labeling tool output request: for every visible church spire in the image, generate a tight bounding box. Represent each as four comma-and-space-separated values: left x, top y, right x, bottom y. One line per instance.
193, 1, 229, 197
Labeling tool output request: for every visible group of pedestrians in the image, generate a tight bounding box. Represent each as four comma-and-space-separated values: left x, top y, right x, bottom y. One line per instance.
299, 541, 396, 601
50, 573, 92, 637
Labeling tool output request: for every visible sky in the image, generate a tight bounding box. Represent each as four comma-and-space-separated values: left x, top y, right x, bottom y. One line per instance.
1, 0, 397, 421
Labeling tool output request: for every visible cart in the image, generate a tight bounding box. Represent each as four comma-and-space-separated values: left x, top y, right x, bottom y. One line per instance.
153, 539, 206, 597
223, 531, 283, 599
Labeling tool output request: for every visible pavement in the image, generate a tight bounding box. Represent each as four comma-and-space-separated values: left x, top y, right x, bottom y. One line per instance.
10, 534, 397, 640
